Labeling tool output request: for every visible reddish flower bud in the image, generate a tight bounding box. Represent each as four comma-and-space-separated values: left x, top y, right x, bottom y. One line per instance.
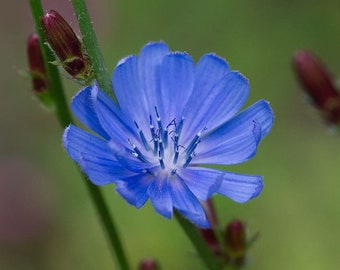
293, 50, 340, 125
224, 219, 246, 266
41, 10, 92, 80
199, 199, 222, 256
27, 34, 49, 93
138, 258, 160, 270
202, 198, 219, 228
199, 228, 222, 256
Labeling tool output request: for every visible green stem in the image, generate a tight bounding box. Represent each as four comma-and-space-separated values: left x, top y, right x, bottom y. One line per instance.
29, 1, 130, 270
174, 211, 222, 270
70, 0, 117, 102
81, 172, 131, 270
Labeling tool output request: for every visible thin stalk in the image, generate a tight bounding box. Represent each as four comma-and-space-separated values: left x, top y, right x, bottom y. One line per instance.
29, 1, 130, 270
174, 211, 222, 270
81, 172, 131, 270
70, 0, 117, 102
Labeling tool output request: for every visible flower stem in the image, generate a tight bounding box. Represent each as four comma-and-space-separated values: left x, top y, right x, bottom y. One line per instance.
80, 173, 131, 270
70, 0, 117, 102
29, 1, 130, 270
174, 211, 222, 270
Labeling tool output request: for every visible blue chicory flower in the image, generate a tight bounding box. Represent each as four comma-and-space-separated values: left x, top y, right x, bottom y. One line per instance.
63, 41, 274, 228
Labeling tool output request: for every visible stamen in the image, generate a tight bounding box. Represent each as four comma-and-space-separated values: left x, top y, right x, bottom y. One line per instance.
159, 151, 165, 169
177, 117, 184, 137
163, 128, 168, 147
173, 146, 179, 165
155, 107, 164, 142
128, 139, 148, 163
185, 127, 206, 157
134, 121, 150, 151
153, 138, 158, 155
183, 153, 194, 168
186, 133, 201, 157
159, 139, 164, 158
173, 117, 184, 152
149, 116, 156, 139
164, 119, 175, 148
140, 130, 150, 151
173, 132, 179, 151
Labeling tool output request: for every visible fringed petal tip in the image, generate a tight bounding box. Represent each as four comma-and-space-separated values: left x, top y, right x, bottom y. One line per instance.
116, 54, 136, 68
116, 41, 169, 68
257, 99, 275, 139
201, 52, 230, 69
70, 85, 90, 104
62, 125, 72, 149
140, 40, 169, 53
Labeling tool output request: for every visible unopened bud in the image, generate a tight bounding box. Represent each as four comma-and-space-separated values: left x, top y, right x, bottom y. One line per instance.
27, 34, 48, 93
138, 258, 160, 270
293, 50, 340, 125
41, 10, 92, 81
225, 219, 246, 266
199, 229, 222, 256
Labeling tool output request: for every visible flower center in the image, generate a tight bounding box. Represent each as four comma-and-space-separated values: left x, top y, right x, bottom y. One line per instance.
129, 107, 205, 172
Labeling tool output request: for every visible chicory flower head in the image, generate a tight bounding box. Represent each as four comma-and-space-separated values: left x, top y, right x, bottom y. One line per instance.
63, 41, 274, 228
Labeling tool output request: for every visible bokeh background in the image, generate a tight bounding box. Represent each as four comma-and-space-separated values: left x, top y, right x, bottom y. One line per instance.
1, 0, 340, 269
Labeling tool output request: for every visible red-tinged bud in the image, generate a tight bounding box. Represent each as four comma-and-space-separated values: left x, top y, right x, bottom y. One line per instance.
41, 10, 92, 80
199, 199, 223, 256
224, 219, 246, 266
293, 50, 340, 125
202, 199, 219, 228
138, 258, 160, 270
27, 34, 49, 93
199, 228, 222, 256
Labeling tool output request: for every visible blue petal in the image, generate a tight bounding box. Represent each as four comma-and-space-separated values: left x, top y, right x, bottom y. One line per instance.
194, 53, 230, 90
113, 55, 150, 130
80, 154, 132, 185
229, 99, 274, 139
216, 172, 263, 203
138, 41, 170, 116
71, 86, 110, 139
193, 100, 273, 165
193, 120, 261, 165
63, 124, 111, 163
147, 177, 173, 219
177, 209, 210, 229
158, 52, 195, 124
170, 175, 210, 228
181, 72, 249, 144
63, 125, 129, 185
181, 53, 230, 137
91, 86, 138, 147
115, 174, 153, 208
176, 167, 223, 200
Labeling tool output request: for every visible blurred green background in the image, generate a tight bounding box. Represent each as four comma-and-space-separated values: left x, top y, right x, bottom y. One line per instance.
1, 0, 340, 269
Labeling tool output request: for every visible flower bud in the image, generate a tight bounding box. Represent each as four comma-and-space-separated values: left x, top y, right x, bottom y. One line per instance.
138, 258, 160, 270
224, 219, 246, 266
292, 50, 340, 125
27, 34, 49, 93
199, 228, 222, 256
199, 199, 223, 256
41, 10, 92, 81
